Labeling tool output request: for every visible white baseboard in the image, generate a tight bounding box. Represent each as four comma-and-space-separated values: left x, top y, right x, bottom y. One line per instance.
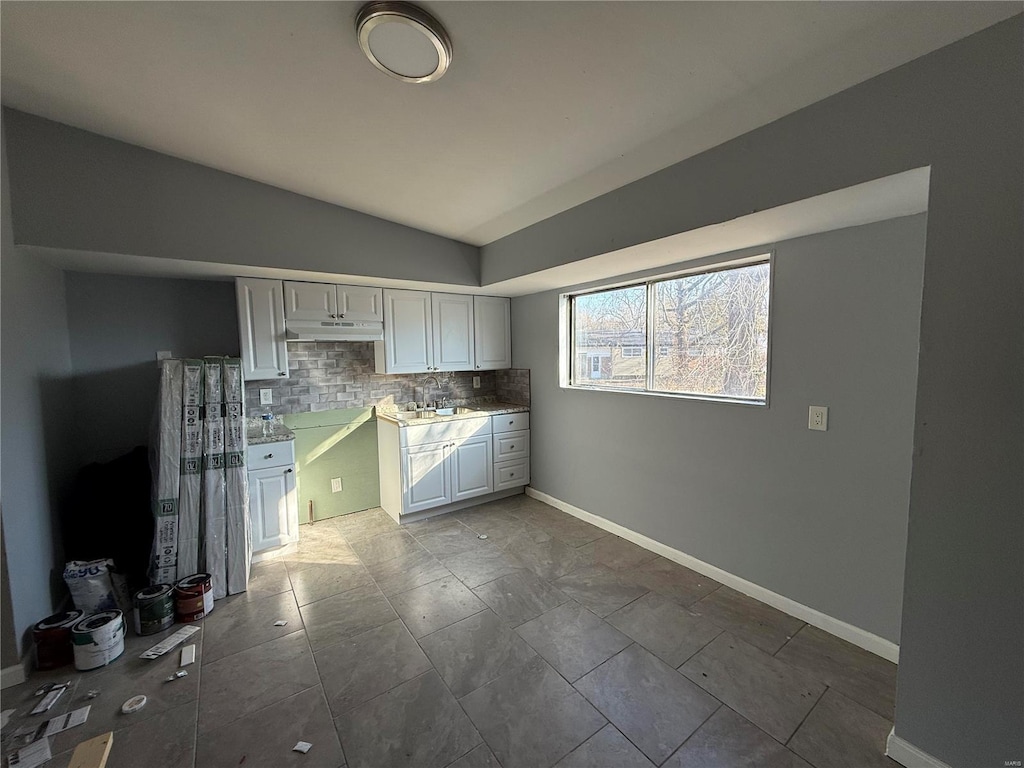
525, 486, 900, 664
886, 728, 952, 768
1, 662, 26, 690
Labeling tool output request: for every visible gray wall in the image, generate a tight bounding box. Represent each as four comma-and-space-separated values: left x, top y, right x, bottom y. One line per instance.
515, 215, 925, 644
0, 525, 17, 668
2, 109, 480, 287
502, 17, 1024, 767
63, 272, 240, 467
1, 115, 75, 662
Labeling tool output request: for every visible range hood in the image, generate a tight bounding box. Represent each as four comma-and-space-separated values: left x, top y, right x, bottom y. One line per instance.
285, 319, 384, 342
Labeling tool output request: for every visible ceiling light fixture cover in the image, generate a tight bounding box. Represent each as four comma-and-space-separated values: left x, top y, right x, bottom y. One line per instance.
356, 1, 452, 84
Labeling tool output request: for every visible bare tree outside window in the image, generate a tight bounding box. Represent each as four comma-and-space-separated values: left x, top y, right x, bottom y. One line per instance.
572, 285, 646, 389
567, 259, 770, 403
653, 262, 770, 399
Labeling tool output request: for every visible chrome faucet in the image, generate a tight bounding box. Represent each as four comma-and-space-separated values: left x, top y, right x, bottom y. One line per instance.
419, 376, 441, 408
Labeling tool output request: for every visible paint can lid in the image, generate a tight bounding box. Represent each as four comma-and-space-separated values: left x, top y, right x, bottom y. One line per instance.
121, 695, 147, 714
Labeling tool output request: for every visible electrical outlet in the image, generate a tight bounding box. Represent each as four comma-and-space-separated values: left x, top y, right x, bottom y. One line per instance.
473, 376, 481, 389
156, 350, 172, 360
331, 477, 343, 493
259, 389, 273, 405
808, 405, 829, 431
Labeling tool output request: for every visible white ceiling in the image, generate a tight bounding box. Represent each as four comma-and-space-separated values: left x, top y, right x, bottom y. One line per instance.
1, 2, 1015, 246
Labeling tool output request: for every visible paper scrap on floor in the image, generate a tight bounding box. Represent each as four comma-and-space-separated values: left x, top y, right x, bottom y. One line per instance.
7, 736, 52, 768
13, 705, 91, 743
292, 741, 312, 754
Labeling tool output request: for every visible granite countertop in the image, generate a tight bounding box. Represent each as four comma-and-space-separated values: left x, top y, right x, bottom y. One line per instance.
376, 401, 529, 426
247, 426, 296, 444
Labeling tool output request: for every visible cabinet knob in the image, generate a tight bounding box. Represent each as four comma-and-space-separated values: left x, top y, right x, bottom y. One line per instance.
340, 313, 345, 319
329, 314, 336, 318
265, 453, 273, 459
285, 468, 293, 473
508, 420, 514, 425
278, 372, 287, 376
476, 365, 480, 369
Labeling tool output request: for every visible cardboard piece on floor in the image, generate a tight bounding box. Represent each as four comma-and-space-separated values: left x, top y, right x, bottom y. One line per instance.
69, 731, 113, 768
139, 625, 200, 660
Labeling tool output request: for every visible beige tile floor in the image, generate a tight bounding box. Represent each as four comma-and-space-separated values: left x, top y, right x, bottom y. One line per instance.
2, 495, 899, 768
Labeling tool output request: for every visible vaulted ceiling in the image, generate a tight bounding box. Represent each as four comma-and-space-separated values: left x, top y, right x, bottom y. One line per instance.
1, 2, 1015, 245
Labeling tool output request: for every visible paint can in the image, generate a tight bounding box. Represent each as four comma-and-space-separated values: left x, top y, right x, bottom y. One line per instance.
173, 573, 214, 622
70, 610, 126, 671
32, 609, 84, 670
132, 584, 174, 636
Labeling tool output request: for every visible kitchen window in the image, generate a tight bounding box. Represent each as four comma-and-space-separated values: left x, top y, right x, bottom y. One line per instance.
563, 257, 771, 404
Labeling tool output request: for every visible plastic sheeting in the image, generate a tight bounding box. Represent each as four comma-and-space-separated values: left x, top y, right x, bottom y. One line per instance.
151, 359, 182, 584
151, 356, 250, 598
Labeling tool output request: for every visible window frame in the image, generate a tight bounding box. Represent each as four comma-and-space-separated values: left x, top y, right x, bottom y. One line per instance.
560, 253, 774, 406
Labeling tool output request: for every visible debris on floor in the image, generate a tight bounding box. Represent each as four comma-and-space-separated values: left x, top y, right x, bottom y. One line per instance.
120, 695, 147, 714
164, 670, 189, 683
139, 624, 200, 660
68, 731, 113, 768
292, 741, 313, 754
179, 644, 196, 666
7, 735, 51, 768
29, 683, 68, 714
273, 620, 288, 627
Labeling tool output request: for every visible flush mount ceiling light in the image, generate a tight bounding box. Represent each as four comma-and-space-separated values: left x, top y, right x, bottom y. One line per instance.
356, 1, 452, 84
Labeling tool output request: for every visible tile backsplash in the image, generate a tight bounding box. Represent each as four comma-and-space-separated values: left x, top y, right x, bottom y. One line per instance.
244, 342, 529, 415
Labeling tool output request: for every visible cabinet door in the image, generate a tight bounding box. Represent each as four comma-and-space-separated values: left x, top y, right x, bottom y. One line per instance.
236, 278, 289, 380
382, 289, 434, 374
432, 293, 475, 372
337, 285, 384, 322
450, 434, 493, 502
249, 466, 297, 551
402, 442, 451, 514
474, 296, 512, 370
283, 281, 338, 321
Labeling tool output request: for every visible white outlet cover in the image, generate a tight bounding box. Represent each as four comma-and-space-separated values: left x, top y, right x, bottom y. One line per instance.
259, 388, 273, 405
331, 478, 343, 493
808, 405, 829, 431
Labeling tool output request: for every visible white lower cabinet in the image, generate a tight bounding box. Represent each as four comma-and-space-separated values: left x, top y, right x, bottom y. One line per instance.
247, 441, 298, 554
379, 412, 528, 520
450, 435, 494, 501
402, 441, 452, 513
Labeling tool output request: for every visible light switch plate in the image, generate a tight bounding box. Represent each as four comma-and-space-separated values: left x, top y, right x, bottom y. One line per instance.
331, 477, 343, 493
808, 405, 829, 431
259, 389, 273, 405
472, 376, 481, 389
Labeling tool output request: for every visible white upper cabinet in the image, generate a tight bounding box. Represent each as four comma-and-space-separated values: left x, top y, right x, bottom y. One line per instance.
338, 285, 384, 322
378, 289, 434, 374
283, 281, 384, 323
376, 290, 511, 374
474, 296, 512, 370
236, 278, 289, 380
432, 293, 475, 372
283, 281, 337, 321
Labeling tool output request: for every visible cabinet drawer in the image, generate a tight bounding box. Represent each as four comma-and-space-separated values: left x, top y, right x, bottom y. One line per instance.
402, 416, 491, 448
494, 459, 529, 490
492, 412, 529, 434
493, 430, 529, 461
246, 440, 295, 471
